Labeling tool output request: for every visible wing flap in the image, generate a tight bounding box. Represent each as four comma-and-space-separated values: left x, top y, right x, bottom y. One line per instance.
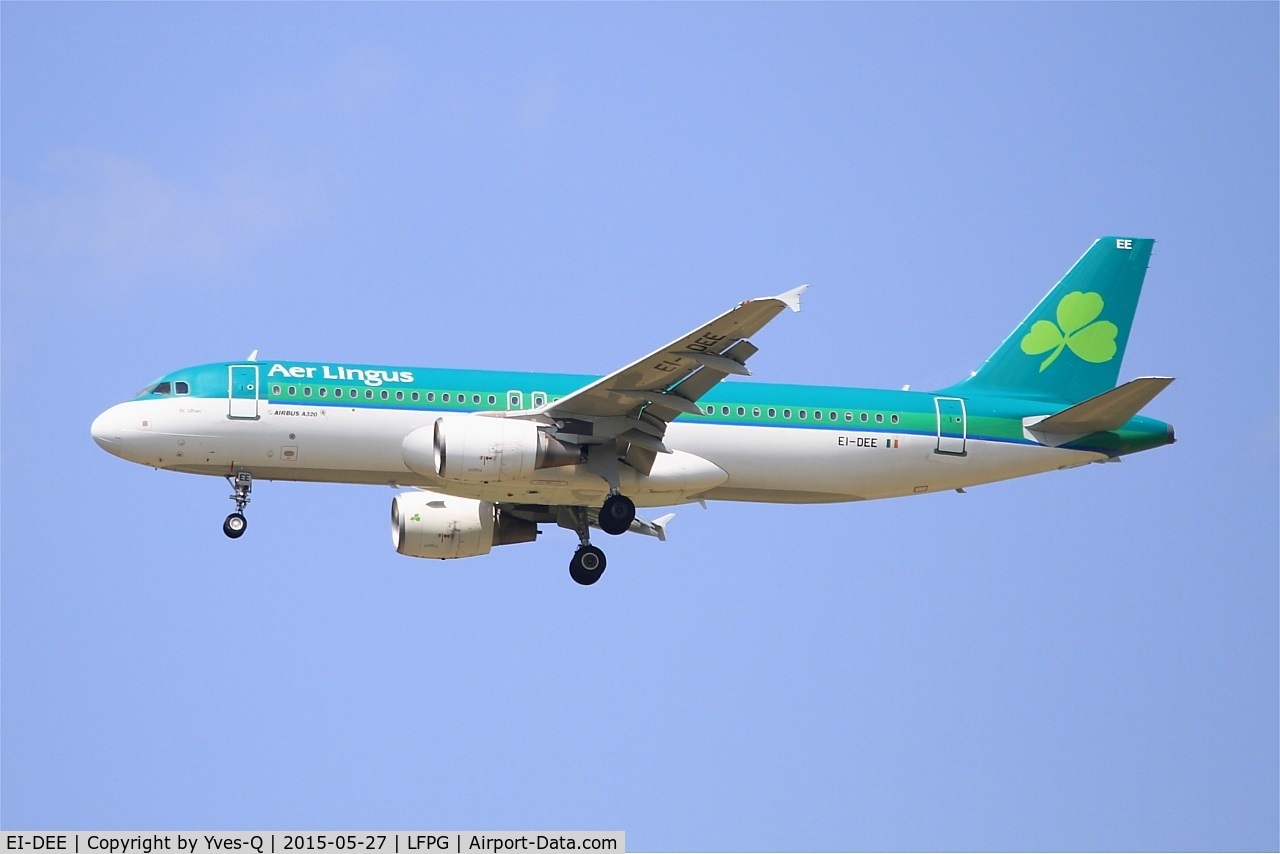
671, 350, 752, 376
668, 341, 760, 405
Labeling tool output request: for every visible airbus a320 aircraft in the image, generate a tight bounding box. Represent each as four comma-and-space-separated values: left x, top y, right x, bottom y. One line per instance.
92, 237, 1175, 584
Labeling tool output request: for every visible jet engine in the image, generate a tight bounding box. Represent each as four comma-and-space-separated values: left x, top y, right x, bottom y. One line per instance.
402, 415, 578, 483
391, 491, 538, 559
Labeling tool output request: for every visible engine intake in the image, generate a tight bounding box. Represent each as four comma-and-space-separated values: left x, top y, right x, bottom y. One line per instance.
391, 491, 538, 559
402, 415, 578, 483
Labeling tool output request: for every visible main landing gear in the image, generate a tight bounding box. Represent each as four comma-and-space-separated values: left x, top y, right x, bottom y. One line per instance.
566, 493, 636, 585
598, 492, 636, 535
570, 544, 606, 586
565, 506, 603, 585
223, 471, 252, 539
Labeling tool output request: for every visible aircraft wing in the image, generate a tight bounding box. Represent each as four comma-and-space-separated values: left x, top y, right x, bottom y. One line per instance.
537, 285, 808, 430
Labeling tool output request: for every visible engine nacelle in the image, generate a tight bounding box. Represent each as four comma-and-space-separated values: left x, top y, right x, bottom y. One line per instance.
402, 415, 578, 483
391, 491, 538, 559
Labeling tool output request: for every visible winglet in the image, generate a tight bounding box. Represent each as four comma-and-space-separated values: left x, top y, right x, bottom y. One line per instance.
775, 284, 808, 313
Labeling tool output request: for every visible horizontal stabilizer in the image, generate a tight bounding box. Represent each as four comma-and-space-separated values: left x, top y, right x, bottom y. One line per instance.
1030, 376, 1174, 436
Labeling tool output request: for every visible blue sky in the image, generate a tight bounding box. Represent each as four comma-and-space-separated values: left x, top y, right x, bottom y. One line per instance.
3, 3, 1276, 850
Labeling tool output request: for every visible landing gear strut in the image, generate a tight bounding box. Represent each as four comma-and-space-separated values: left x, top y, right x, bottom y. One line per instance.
599, 492, 636, 535
566, 506, 606, 585
223, 471, 252, 539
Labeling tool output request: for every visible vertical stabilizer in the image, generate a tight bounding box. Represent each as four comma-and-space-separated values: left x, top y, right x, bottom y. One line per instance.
950, 237, 1154, 404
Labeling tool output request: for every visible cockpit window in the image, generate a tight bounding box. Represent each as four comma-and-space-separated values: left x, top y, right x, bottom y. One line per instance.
150, 382, 171, 395
175, 381, 189, 395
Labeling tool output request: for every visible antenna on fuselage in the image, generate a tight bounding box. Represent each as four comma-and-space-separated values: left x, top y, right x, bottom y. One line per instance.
247, 349, 259, 361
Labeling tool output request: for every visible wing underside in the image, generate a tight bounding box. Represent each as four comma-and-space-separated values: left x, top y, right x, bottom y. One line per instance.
530, 286, 807, 463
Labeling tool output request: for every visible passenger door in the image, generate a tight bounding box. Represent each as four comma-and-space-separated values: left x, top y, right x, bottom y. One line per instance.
228, 365, 260, 419
934, 396, 966, 455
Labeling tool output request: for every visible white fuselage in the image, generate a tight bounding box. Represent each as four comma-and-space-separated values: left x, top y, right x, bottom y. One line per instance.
91, 397, 1103, 508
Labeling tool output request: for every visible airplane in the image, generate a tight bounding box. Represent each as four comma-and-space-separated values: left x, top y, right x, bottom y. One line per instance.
91, 237, 1175, 585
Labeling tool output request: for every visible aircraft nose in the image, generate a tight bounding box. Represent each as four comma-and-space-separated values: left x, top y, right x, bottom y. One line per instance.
91, 405, 127, 452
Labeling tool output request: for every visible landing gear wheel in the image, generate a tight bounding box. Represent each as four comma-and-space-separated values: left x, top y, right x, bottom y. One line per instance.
223, 512, 248, 539
569, 545, 607, 586
599, 493, 636, 535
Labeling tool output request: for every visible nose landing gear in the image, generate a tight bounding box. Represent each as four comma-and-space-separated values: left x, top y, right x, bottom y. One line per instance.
223, 471, 252, 539
223, 512, 247, 538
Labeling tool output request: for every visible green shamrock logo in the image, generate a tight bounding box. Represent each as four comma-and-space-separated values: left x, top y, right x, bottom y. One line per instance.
410, 513, 421, 522
1020, 291, 1118, 371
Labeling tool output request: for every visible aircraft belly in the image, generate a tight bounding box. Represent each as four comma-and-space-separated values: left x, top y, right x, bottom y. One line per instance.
427, 449, 727, 508
667, 423, 897, 498
667, 423, 1103, 501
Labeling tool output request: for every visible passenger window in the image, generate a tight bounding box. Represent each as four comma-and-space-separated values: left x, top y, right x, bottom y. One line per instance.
412, 392, 420, 402
891, 414, 899, 424
443, 393, 450, 402
844, 412, 852, 421
473, 394, 481, 404
721, 406, 729, 415
488, 395, 496, 405
272, 385, 282, 395
752, 407, 760, 417
365, 389, 373, 399
350, 388, 358, 399
427, 393, 435, 402
289, 386, 296, 396
303, 387, 312, 397
799, 410, 807, 419
860, 413, 869, 423
396, 391, 404, 401
768, 408, 776, 418
830, 412, 837, 421
175, 381, 189, 395
381, 390, 389, 400
319, 388, 327, 398
736, 406, 745, 416
875, 413, 884, 423
783, 409, 792, 419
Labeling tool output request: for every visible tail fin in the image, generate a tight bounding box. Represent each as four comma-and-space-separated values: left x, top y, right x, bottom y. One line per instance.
950, 237, 1154, 403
